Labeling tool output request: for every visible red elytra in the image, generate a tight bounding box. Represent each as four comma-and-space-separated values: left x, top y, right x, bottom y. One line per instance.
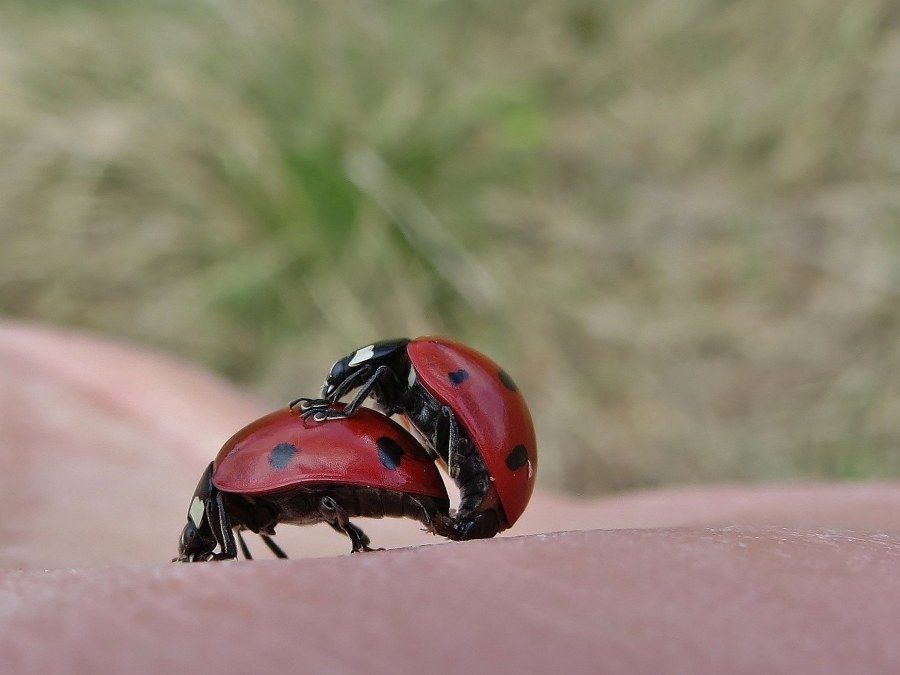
212, 405, 447, 499
407, 337, 537, 526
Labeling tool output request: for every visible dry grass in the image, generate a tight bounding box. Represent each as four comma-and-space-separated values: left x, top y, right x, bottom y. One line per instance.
2, 1, 900, 494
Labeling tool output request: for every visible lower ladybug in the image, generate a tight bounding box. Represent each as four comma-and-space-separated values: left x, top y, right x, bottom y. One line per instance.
175, 402, 452, 562
302, 336, 537, 541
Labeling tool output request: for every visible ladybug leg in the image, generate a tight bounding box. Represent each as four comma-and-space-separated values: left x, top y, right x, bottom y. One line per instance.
236, 530, 253, 560
259, 533, 288, 559
334, 365, 391, 417
207, 492, 239, 561
326, 521, 374, 550
441, 406, 464, 480
318, 496, 383, 553
301, 365, 392, 420
324, 363, 382, 404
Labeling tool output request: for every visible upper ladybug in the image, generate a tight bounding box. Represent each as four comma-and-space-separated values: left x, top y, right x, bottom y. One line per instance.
307, 336, 537, 540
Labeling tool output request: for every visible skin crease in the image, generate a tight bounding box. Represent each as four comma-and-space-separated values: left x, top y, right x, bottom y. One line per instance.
3, 320, 900, 673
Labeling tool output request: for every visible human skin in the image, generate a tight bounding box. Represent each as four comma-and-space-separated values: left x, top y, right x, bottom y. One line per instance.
3, 528, 900, 674
3, 320, 900, 673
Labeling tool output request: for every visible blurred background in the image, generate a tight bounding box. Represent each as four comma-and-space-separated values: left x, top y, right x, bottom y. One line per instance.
1, 0, 899, 495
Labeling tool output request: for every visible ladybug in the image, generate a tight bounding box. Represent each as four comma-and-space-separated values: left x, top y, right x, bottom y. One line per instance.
305, 337, 537, 541
175, 403, 452, 562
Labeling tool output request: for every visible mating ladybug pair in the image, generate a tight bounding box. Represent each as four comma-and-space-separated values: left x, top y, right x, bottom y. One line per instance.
175, 337, 537, 562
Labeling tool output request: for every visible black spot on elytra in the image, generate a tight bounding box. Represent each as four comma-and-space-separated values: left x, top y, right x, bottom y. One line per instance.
377, 436, 403, 470
498, 369, 518, 392
269, 443, 298, 469
505, 444, 529, 471
448, 369, 469, 386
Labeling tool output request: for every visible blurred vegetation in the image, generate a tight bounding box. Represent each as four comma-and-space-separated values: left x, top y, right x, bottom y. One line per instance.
1, 1, 900, 494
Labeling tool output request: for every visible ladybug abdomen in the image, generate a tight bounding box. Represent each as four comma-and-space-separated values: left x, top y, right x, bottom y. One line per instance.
407, 338, 537, 526
268, 485, 450, 530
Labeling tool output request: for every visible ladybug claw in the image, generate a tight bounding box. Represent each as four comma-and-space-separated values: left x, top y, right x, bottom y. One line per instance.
291, 397, 348, 422
290, 397, 325, 412
308, 407, 349, 423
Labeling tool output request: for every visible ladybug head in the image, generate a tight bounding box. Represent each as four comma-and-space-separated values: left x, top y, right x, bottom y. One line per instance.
321, 338, 411, 401
174, 463, 220, 563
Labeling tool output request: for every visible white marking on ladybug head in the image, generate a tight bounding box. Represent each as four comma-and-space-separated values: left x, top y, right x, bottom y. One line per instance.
349, 344, 376, 367
189, 495, 206, 528
407, 366, 416, 388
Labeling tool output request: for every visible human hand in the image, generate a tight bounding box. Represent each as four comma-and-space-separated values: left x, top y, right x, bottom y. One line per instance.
2, 321, 899, 673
